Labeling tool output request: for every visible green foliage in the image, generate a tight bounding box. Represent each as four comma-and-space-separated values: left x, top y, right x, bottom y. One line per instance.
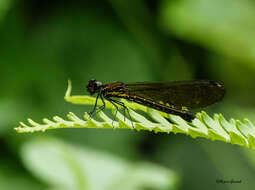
15, 81, 255, 150
21, 137, 179, 190
161, 0, 255, 66
0, 0, 12, 22
2, 0, 255, 190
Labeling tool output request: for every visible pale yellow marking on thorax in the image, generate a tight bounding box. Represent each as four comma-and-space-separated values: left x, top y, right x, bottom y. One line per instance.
107, 91, 126, 97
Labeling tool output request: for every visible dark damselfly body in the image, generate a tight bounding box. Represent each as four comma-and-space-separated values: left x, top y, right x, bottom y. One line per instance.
86, 79, 225, 122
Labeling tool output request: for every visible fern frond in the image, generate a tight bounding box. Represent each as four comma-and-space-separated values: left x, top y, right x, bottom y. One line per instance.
14, 80, 255, 149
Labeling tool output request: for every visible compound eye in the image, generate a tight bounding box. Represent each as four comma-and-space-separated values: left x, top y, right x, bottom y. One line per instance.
86, 79, 98, 95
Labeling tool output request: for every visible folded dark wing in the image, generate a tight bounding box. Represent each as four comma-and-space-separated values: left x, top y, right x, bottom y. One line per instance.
125, 80, 225, 109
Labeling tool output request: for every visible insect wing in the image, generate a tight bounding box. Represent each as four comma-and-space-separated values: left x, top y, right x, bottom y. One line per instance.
125, 80, 225, 109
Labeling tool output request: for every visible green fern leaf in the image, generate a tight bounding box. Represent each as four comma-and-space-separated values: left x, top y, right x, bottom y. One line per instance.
14, 80, 255, 149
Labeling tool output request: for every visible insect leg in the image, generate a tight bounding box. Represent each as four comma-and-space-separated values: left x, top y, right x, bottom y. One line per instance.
106, 98, 134, 128
95, 93, 106, 114
105, 97, 119, 126
110, 99, 126, 118
89, 93, 100, 117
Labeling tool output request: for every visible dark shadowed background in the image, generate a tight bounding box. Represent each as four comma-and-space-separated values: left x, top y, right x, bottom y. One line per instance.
1, 0, 255, 190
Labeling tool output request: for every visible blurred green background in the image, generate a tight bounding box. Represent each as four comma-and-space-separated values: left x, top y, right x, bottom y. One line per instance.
1, 0, 255, 189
